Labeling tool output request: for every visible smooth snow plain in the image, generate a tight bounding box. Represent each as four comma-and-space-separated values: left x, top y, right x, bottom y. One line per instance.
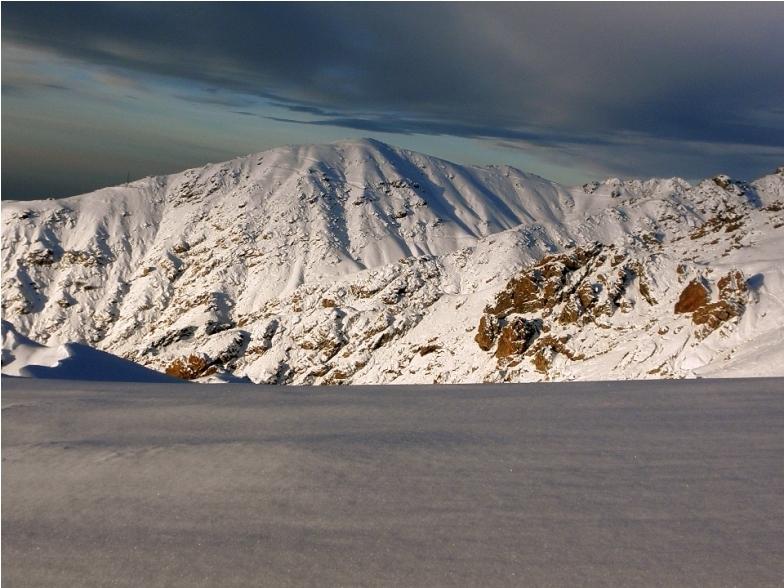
3, 377, 783, 587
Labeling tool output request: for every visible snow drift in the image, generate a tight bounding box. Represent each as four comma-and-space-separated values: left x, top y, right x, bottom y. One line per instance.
1, 320, 183, 382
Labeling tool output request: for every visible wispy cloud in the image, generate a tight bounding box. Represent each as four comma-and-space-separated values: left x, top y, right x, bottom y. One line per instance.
2, 2, 783, 198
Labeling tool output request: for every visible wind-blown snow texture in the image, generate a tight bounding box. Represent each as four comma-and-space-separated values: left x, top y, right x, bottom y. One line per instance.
3, 139, 783, 383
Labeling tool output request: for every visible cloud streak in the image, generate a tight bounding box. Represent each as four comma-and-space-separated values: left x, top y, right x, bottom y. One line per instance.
2, 2, 783, 198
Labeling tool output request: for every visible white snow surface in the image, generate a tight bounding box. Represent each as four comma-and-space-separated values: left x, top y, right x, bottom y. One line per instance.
1, 320, 180, 382
2, 138, 783, 383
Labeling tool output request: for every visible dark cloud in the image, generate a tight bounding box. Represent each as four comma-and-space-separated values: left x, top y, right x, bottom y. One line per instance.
264, 114, 613, 149
2, 2, 783, 183
173, 93, 252, 108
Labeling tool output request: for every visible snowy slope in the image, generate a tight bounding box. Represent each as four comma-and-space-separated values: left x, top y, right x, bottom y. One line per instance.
1, 320, 183, 382
2, 140, 783, 383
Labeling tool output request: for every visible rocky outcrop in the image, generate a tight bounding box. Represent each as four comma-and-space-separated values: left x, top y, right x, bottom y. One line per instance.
673, 271, 747, 337
495, 317, 538, 358
474, 242, 651, 368
165, 354, 216, 379
2, 140, 779, 383
675, 280, 710, 313
475, 314, 500, 351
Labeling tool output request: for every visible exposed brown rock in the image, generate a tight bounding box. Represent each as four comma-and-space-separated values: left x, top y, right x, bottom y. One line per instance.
526, 334, 582, 375
638, 279, 655, 305
717, 270, 746, 301
692, 301, 739, 330
630, 262, 657, 305
640, 232, 662, 247
418, 344, 441, 356
245, 345, 268, 356
690, 208, 743, 240
558, 300, 582, 324
542, 278, 566, 307
25, 249, 57, 266
495, 317, 537, 358
325, 368, 350, 382
484, 243, 605, 319
528, 334, 583, 362
574, 242, 603, 265
475, 314, 500, 351
165, 354, 215, 380
307, 364, 331, 379
370, 328, 396, 350
683, 270, 748, 336
486, 274, 540, 316
531, 348, 551, 374
349, 284, 382, 299
538, 261, 569, 280
149, 325, 198, 350
577, 282, 596, 311
674, 280, 709, 314
300, 331, 345, 360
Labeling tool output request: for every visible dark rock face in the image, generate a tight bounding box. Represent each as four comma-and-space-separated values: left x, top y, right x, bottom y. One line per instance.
475, 242, 634, 373
712, 175, 732, 190
475, 243, 611, 360
486, 274, 542, 317
558, 300, 583, 325
695, 270, 748, 334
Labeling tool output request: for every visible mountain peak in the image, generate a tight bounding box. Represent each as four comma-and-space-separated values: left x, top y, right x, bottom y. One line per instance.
3, 141, 783, 383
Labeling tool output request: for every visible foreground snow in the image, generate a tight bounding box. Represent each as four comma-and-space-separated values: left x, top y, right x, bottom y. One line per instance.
2, 139, 783, 383
4, 377, 783, 587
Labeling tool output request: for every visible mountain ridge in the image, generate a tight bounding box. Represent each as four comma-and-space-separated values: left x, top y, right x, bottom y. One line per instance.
3, 139, 783, 383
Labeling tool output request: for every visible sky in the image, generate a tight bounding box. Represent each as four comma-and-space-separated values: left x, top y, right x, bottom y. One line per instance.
3, 3, 784, 201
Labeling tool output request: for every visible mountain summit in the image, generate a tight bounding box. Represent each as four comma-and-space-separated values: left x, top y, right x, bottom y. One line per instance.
3, 140, 784, 383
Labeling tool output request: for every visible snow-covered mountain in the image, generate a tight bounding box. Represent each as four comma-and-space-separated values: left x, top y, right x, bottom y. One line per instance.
3, 138, 783, 383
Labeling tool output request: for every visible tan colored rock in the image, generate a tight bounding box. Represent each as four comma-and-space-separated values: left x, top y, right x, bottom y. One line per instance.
577, 282, 596, 311
495, 317, 537, 358
717, 270, 746, 301
165, 354, 215, 380
475, 314, 500, 351
531, 348, 552, 374
674, 280, 709, 313
692, 301, 739, 330
486, 275, 540, 316
558, 300, 582, 325
418, 343, 441, 356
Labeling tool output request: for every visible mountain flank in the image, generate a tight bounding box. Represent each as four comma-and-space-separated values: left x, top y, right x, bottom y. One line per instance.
3, 139, 783, 382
